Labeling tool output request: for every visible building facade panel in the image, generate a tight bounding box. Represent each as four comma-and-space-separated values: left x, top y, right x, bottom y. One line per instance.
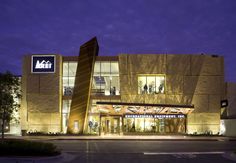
165, 95, 192, 105
187, 113, 220, 134
118, 54, 128, 75
28, 113, 61, 133
166, 55, 191, 75
20, 39, 227, 136
191, 95, 209, 113
21, 54, 62, 133
183, 76, 223, 95
27, 94, 60, 112
209, 95, 221, 113
127, 54, 166, 74
226, 83, 236, 117
26, 75, 40, 94
191, 55, 223, 76
166, 75, 184, 94
39, 75, 61, 95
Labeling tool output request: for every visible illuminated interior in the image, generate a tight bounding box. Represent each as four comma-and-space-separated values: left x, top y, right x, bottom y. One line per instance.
19, 41, 225, 136
86, 102, 193, 135
92, 61, 120, 96
63, 61, 77, 96
138, 75, 165, 94
62, 100, 71, 133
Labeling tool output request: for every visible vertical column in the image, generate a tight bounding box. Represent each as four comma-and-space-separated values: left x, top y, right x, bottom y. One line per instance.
67, 37, 99, 134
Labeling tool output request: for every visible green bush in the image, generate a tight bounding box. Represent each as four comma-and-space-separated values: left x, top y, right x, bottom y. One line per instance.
0, 139, 60, 156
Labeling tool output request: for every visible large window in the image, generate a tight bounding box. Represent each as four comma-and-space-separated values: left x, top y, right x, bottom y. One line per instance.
62, 100, 71, 133
138, 75, 165, 94
63, 62, 77, 96
124, 117, 185, 133
92, 61, 120, 96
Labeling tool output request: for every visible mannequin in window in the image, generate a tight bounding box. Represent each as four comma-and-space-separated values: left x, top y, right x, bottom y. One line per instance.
158, 83, 164, 93
149, 84, 153, 94
113, 86, 116, 95
144, 84, 148, 94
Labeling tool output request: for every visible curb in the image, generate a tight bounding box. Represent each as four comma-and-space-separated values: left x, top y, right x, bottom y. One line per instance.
6, 135, 236, 141
49, 138, 220, 141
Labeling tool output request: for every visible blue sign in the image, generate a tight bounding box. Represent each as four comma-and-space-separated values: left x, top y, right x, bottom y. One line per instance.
31, 55, 55, 73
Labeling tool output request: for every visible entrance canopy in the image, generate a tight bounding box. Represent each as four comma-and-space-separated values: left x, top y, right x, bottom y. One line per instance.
96, 101, 194, 115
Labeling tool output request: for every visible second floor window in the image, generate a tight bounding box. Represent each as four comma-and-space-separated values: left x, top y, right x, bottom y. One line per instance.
138, 75, 165, 94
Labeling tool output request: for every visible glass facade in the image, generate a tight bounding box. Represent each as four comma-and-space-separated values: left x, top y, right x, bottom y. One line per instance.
87, 99, 121, 134
87, 114, 100, 134
63, 62, 77, 96
100, 116, 122, 135
62, 100, 71, 133
61, 59, 188, 135
62, 61, 77, 133
62, 60, 121, 134
62, 60, 120, 134
138, 75, 165, 94
92, 61, 120, 96
124, 117, 186, 134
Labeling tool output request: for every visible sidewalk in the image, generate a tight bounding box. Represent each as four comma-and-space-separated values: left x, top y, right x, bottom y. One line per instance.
5, 135, 236, 141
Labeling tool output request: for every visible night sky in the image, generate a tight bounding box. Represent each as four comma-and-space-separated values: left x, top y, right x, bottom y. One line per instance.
0, 0, 235, 82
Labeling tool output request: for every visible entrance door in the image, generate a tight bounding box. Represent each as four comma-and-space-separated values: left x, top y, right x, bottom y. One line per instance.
101, 116, 121, 135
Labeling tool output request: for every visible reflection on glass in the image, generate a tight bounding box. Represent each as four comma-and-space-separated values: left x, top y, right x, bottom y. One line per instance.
138, 75, 165, 94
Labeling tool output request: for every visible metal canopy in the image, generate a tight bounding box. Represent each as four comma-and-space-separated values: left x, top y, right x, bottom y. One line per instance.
96, 101, 194, 115
96, 101, 194, 108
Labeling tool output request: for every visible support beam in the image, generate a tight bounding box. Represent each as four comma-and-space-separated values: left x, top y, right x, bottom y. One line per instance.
67, 37, 99, 134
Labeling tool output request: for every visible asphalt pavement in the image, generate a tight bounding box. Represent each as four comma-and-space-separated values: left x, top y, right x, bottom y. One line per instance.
48, 140, 236, 163
2, 135, 236, 163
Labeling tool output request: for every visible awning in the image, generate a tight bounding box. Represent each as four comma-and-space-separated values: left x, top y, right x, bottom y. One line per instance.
96, 101, 194, 115
96, 101, 194, 108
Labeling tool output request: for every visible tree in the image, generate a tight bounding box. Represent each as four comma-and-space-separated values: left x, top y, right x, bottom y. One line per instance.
0, 71, 21, 140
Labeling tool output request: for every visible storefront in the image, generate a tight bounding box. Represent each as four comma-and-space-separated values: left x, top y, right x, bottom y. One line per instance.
123, 114, 186, 134
86, 102, 194, 135
20, 38, 225, 135
98, 114, 186, 135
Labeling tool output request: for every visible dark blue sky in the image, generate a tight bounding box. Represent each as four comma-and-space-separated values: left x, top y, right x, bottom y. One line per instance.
0, 0, 235, 82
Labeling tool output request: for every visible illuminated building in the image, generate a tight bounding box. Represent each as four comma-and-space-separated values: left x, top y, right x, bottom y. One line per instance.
20, 37, 227, 135
220, 83, 236, 136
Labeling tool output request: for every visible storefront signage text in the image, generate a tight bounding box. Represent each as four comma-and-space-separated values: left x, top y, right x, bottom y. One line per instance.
125, 114, 185, 119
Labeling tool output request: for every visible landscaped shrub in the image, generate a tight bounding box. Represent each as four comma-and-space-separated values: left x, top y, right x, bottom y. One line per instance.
0, 139, 60, 156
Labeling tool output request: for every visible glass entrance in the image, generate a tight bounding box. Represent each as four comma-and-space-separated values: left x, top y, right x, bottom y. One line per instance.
101, 116, 121, 135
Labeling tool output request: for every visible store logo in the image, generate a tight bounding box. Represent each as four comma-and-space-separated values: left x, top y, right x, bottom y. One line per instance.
31, 55, 55, 73
35, 60, 52, 69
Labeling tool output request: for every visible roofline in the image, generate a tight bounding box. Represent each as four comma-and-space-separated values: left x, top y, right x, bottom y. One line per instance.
62, 56, 118, 62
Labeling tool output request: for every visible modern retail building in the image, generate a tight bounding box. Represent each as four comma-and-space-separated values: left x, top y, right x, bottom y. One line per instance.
19, 37, 235, 135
